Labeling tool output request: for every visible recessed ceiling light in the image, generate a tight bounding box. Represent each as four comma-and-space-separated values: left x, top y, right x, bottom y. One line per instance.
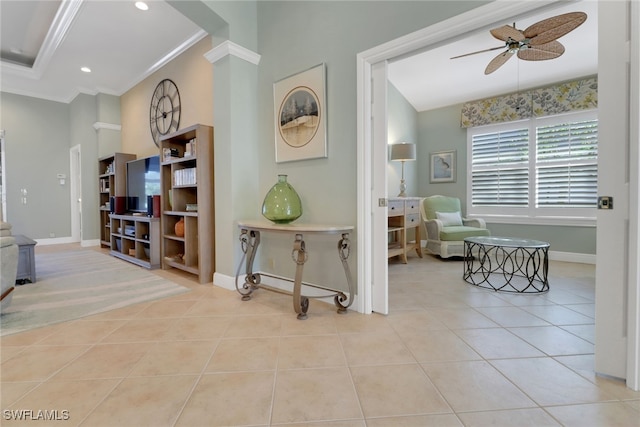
135, 2, 148, 11
81, 66, 91, 73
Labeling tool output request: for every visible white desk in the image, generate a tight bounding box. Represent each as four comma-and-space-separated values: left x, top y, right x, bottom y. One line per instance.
236, 220, 355, 319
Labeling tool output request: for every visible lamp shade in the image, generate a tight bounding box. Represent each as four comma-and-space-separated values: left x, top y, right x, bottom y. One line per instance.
390, 143, 416, 161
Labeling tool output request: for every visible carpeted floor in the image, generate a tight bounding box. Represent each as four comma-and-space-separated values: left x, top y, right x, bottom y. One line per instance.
0, 249, 190, 336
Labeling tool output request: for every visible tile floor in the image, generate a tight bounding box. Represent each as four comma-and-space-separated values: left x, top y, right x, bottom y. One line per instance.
1, 244, 639, 426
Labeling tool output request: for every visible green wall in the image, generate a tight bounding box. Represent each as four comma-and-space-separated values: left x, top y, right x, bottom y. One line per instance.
0, 93, 71, 239
388, 82, 418, 197
0, 91, 120, 242
251, 1, 487, 285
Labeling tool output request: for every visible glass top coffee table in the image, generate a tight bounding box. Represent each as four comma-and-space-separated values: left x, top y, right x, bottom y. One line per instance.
463, 236, 549, 293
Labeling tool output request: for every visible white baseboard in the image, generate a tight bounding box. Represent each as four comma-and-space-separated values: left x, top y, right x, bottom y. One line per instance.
33, 237, 100, 247
213, 272, 236, 291
549, 250, 596, 265
420, 240, 596, 265
34, 236, 76, 246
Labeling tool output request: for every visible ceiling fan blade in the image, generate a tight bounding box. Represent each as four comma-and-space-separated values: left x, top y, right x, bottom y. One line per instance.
490, 25, 525, 42
484, 50, 514, 75
450, 45, 504, 59
517, 40, 565, 61
524, 12, 587, 46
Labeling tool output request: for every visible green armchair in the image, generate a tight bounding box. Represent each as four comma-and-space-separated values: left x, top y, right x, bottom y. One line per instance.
420, 195, 490, 258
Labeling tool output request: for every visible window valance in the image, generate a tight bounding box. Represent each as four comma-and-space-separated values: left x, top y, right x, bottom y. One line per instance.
460, 77, 597, 128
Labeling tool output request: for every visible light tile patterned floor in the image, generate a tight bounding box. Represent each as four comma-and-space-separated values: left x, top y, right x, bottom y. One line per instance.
1, 244, 639, 426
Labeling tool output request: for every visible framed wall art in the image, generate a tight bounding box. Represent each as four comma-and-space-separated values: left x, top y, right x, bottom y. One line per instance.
274, 63, 327, 163
430, 150, 456, 183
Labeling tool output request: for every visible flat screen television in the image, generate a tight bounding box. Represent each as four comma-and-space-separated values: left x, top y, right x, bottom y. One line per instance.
126, 155, 160, 213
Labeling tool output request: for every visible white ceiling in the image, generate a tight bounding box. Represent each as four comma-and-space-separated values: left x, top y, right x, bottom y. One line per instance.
0, 1, 597, 108
0, 0, 205, 103
388, 0, 598, 112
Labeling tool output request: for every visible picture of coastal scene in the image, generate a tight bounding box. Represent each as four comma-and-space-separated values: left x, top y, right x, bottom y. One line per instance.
279, 87, 320, 147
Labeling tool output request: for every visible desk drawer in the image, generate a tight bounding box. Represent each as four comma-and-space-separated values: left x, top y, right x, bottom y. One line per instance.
405, 213, 420, 226
406, 199, 420, 214
388, 199, 405, 216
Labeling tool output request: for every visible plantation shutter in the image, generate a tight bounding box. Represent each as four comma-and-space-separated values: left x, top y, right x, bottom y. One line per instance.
471, 128, 529, 206
536, 119, 598, 207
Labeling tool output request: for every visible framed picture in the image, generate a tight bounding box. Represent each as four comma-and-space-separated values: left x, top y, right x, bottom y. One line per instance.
430, 150, 456, 183
274, 63, 327, 163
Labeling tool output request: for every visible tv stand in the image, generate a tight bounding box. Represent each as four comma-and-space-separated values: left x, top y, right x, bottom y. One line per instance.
110, 213, 160, 269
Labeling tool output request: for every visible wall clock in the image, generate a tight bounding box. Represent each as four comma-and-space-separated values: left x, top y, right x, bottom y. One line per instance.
149, 79, 181, 146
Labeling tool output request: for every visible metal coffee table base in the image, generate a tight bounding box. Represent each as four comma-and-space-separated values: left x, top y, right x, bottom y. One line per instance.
463, 237, 549, 293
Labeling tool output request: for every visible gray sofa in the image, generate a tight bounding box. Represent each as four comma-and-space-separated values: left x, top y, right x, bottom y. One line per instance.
1, 221, 18, 311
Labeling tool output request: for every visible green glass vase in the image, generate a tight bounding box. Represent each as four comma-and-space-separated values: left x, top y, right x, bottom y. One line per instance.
262, 174, 302, 224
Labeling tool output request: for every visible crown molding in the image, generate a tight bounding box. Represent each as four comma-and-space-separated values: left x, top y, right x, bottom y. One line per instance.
92, 122, 121, 131
205, 41, 261, 66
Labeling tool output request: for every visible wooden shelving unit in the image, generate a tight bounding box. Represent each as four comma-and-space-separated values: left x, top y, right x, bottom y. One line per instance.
98, 153, 136, 248
159, 124, 214, 283
110, 214, 160, 269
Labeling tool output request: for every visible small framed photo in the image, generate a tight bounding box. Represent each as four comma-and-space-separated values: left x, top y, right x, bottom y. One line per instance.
274, 63, 327, 163
430, 150, 456, 183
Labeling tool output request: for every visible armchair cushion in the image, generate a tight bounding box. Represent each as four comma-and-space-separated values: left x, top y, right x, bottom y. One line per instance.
440, 225, 490, 241
436, 211, 463, 226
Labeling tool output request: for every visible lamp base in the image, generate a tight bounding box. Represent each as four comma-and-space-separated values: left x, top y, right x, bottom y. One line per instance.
398, 179, 407, 197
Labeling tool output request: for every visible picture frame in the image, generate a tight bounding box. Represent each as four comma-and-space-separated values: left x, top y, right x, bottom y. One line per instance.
274, 63, 327, 163
430, 150, 456, 183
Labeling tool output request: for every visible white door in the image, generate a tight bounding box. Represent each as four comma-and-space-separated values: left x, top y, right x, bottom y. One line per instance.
371, 61, 389, 314
70, 145, 82, 242
0, 131, 6, 222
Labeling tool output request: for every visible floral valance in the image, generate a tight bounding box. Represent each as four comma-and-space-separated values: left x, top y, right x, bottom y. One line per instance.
460, 77, 597, 128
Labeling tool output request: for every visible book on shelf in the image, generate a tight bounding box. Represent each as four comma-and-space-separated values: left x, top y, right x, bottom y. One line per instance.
162, 148, 180, 162
184, 138, 197, 157
172, 167, 197, 186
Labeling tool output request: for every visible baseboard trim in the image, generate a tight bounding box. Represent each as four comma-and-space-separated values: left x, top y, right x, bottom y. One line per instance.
549, 251, 596, 265
34, 236, 75, 246
420, 240, 596, 265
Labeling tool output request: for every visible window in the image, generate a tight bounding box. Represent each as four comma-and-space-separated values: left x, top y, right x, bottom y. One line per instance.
467, 110, 598, 225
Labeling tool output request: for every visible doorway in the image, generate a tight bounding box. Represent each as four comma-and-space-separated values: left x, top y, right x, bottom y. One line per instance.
70, 145, 82, 243
357, 0, 639, 388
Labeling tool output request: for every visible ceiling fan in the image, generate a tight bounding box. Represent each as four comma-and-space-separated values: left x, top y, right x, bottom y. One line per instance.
452, 11, 587, 75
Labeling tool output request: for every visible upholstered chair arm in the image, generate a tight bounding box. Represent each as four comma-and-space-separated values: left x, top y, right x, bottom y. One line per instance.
463, 217, 486, 229
424, 219, 444, 240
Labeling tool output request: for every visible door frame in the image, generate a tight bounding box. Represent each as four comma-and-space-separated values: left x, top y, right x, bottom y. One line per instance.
356, 0, 560, 315
356, 0, 639, 389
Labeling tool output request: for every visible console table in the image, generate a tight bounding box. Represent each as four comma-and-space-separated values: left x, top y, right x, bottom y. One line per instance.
463, 236, 549, 293
235, 220, 355, 319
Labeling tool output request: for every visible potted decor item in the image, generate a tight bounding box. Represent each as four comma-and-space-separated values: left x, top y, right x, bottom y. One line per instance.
262, 174, 302, 224
175, 217, 185, 237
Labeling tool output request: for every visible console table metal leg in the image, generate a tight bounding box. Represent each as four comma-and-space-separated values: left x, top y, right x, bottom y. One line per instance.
292, 233, 309, 320
235, 229, 261, 300
335, 233, 354, 313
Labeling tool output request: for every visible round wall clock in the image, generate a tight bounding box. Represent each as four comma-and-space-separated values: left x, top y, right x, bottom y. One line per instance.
149, 79, 181, 146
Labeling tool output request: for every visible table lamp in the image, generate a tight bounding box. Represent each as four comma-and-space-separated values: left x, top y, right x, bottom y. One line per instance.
390, 142, 416, 197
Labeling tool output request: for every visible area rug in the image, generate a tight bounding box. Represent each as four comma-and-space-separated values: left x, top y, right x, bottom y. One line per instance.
0, 249, 190, 336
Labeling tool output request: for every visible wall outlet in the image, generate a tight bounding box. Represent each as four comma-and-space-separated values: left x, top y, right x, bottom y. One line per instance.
49, 233, 55, 238
268, 258, 275, 270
